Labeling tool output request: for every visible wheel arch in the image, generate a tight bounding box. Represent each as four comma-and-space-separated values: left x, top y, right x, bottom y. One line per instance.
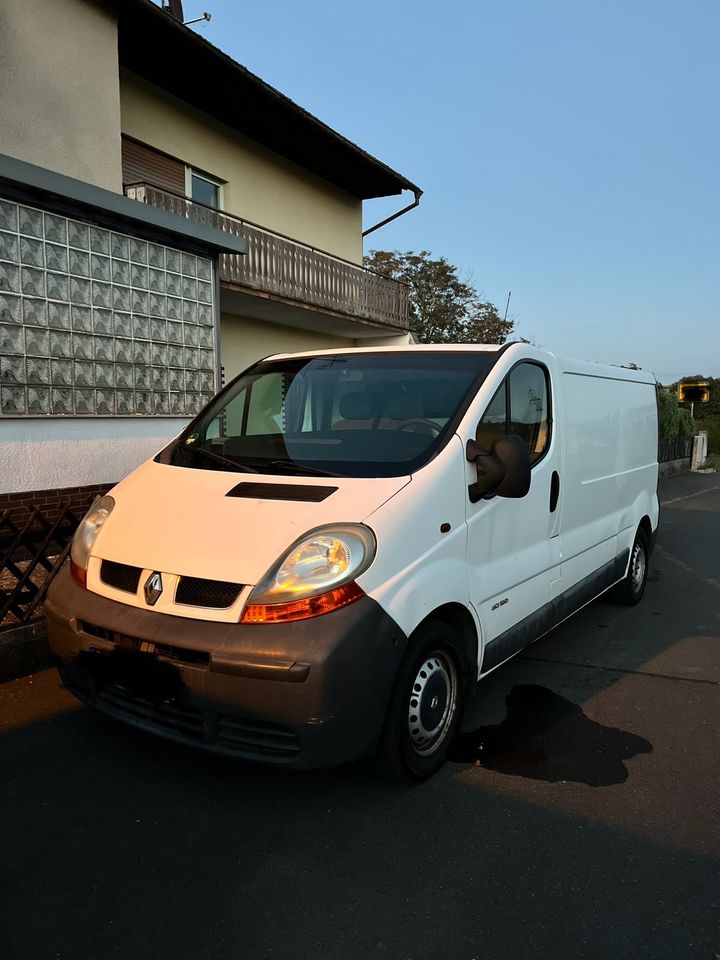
414, 602, 479, 689
639, 513, 653, 547
619, 512, 655, 575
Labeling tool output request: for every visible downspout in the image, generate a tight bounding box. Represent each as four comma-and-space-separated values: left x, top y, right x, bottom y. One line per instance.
362, 188, 423, 238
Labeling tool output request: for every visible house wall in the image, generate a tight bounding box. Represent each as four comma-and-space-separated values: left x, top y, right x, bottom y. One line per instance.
0, 0, 122, 193
0, 417, 186, 496
219, 316, 356, 380
119, 70, 364, 264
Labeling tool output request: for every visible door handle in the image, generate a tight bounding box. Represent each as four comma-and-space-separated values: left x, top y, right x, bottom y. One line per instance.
550, 471, 560, 512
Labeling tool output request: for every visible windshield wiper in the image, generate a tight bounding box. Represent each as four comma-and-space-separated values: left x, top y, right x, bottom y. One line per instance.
267, 459, 336, 478
190, 446, 259, 474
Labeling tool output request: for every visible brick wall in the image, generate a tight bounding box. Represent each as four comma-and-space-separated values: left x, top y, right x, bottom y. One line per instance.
0, 483, 115, 528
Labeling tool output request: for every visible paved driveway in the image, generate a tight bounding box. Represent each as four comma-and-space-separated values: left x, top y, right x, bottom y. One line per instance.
1, 474, 718, 960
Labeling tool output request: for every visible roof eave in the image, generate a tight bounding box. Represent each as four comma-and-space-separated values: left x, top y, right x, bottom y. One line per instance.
118, 0, 420, 201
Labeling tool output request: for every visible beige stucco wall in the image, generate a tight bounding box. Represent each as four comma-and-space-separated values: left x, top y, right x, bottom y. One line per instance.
120, 70, 364, 264
220, 315, 358, 379
0, 0, 122, 191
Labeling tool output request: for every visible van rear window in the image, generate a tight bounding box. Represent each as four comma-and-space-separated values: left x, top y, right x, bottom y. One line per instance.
157, 352, 499, 478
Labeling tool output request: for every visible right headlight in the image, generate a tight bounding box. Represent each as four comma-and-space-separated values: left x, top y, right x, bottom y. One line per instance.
70, 495, 115, 586
241, 524, 376, 623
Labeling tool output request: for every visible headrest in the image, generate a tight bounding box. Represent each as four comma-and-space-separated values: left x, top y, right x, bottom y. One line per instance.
384, 390, 423, 421
338, 392, 373, 420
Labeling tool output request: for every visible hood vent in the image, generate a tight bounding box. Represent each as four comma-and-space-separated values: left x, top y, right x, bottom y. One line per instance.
225, 482, 337, 503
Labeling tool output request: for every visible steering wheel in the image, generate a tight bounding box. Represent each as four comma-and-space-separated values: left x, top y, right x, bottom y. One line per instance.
397, 418, 442, 437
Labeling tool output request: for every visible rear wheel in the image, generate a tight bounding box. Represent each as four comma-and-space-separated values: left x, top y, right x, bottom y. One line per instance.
611, 527, 649, 605
375, 620, 463, 782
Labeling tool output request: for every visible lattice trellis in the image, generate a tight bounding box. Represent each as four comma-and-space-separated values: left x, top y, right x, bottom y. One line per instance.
0, 505, 81, 627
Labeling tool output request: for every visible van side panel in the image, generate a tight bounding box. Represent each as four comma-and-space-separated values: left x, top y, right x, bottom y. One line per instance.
457, 348, 564, 672
559, 370, 658, 589
359, 434, 479, 648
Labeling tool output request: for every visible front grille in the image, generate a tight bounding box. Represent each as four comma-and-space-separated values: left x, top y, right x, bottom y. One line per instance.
216, 715, 301, 757
100, 559, 142, 593
79, 621, 210, 667
175, 575, 243, 608
93, 685, 300, 760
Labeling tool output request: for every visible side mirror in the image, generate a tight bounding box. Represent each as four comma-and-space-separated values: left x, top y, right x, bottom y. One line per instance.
466, 433, 531, 503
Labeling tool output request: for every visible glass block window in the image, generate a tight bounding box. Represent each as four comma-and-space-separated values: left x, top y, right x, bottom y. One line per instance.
0, 197, 216, 417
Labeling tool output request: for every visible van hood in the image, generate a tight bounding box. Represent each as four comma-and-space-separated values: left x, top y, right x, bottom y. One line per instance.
92, 460, 410, 585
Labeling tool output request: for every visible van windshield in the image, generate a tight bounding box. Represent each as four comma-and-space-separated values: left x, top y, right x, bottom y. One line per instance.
157, 351, 499, 478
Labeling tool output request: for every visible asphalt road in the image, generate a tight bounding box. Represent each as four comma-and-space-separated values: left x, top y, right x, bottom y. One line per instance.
1, 474, 719, 960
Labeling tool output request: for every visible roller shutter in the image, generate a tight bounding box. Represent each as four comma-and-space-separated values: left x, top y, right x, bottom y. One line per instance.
121, 136, 186, 195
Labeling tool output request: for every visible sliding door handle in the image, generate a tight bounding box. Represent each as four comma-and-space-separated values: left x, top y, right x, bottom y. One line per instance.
550, 471, 560, 512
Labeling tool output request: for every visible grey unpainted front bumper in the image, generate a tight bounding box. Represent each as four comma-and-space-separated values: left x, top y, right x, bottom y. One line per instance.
45, 566, 408, 768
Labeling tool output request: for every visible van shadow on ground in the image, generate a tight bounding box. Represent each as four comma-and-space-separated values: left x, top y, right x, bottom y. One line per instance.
448, 683, 653, 786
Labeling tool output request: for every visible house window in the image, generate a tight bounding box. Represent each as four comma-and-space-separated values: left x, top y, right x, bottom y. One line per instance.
187, 169, 223, 209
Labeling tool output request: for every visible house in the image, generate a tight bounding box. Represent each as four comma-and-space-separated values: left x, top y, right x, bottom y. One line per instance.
0, 0, 421, 526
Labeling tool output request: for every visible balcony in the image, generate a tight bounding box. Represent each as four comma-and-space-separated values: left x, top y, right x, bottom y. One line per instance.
124, 184, 410, 333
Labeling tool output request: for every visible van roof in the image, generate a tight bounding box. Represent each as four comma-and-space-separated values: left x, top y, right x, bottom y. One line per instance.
262, 343, 658, 384
266, 344, 503, 360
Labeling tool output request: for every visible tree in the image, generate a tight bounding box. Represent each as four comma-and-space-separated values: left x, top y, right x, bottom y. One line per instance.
657, 389, 694, 438
365, 249, 513, 345
666, 375, 720, 452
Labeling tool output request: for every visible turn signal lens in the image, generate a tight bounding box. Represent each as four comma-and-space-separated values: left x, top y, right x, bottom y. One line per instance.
241, 581, 365, 624
70, 558, 87, 587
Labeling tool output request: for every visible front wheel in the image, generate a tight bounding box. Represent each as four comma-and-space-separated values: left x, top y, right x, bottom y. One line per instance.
611, 527, 649, 605
375, 620, 463, 782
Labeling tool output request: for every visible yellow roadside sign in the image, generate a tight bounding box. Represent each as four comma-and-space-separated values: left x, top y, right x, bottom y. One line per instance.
677, 381, 710, 403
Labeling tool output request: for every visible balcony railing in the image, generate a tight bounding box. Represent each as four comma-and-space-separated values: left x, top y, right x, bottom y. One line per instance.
125, 184, 409, 331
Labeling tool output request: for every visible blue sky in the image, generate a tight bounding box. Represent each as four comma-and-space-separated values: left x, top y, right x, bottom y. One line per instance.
182, 0, 719, 383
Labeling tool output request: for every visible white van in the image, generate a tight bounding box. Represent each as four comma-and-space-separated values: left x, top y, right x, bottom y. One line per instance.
46, 344, 659, 780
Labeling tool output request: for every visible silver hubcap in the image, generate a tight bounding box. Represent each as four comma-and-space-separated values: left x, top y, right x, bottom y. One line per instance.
407, 650, 458, 756
631, 542, 646, 592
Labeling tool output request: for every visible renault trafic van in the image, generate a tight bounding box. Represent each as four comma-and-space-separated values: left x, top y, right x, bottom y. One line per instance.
46, 344, 659, 780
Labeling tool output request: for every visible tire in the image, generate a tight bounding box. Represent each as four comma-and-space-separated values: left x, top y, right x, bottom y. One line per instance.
611, 527, 649, 606
375, 620, 464, 782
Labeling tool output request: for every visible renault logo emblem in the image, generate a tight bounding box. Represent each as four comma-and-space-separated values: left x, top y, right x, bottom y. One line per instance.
144, 571, 163, 606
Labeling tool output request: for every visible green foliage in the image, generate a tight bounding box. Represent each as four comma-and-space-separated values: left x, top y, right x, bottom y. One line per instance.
699, 416, 720, 454
365, 249, 513, 345
665, 375, 720, 451
690, 377, 720, 420
677, 406, 694, 437
657, 389, 694, 438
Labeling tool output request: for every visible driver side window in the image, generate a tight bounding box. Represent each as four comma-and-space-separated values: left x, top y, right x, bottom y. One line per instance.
476, 362, 551, 466
475, 383, 506, 452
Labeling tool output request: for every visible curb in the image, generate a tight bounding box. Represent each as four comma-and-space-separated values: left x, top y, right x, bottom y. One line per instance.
0, 619, 53, 684
658, 458, 691, 478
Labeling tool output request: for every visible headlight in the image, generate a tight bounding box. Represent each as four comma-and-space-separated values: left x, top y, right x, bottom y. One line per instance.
70, 495, 115, 586
241, 524, 375, 623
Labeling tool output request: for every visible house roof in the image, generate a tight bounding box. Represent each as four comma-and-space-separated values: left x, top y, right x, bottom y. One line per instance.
118, 0, 421, 201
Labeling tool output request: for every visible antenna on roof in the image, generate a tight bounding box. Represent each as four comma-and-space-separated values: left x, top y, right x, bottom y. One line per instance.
503, 291, 512, 323
163, 0, 184, 21
184, 11, 212, 25
162, 1, 212, 27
